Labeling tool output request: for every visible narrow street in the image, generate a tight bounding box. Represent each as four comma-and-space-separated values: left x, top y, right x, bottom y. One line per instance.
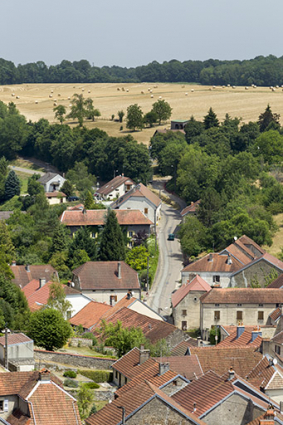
147, 179, 186, 321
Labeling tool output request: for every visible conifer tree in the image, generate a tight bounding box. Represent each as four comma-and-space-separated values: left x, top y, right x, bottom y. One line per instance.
69, 226, 96, 261
50, 224, 70, 255
84, 191, 94, 210
99, 209, 126, 261
258, 104, 280, 132
4, 170, 20, 200
203, 107, 219, 130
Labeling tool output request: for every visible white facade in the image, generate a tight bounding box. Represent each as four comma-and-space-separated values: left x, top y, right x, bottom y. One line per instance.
128, 299, 163, 321
46, 194, 67, 205
65, 293, 92, 318
100, 181, 134, 201
81, 289, 141, 305
42, 174, 66, 193
181, 271, 232, 288
116, 196, 161, 225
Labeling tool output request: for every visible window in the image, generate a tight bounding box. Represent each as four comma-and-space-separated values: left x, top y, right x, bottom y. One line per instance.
275, 345, 281, 355
214, 311, 220, 321
259, 304, 263, 307
182, 310, 187, 316
215, 304, 220, 307
237, 304, 242, 307
213, 275, 220, 283
236, 311, 243, 321
129, 241, 133, 248
182, 321, 187, 330
173, 380, 177, 386
129, 231, 133, 237
110, 295, 118, 306
115, 371, 118, 379
144, 208, 148, 214
91, 232, 96, 238
0, 400, 8, 413
0, 401, 3, 412
194, 297, 198, 303
258, 311, 264, 321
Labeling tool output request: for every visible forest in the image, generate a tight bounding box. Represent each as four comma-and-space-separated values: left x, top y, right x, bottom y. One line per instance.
1, 55, 283, 86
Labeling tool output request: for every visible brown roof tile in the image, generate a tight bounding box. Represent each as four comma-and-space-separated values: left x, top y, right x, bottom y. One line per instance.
97, 176, 134, 196
269, 307, 282, 322
112, 347, 141, 377
45, 191, 66, 198
60, 208, 153, 226
69, 301, 111, 329
171, 339, 198, 356
238, 235, 266, 255
182, 253, 243, 274
172, 275, 211, 308
72, 261, 140, 291
216, 330, 262, 349
268, 274, 283, 289
180, 200, 201, 217
271, 330, 283, 344
22, 280, 53, 311
10, 265, 58, 288
200, 288, 283, 304
222, 243, 254, 264
112, 183, 161, 208
246, 356, 276, 388
0, 333, 32, 347
154, 355, 203, 380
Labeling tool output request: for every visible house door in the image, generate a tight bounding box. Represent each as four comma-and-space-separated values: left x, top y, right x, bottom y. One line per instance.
182, 321, 187, 331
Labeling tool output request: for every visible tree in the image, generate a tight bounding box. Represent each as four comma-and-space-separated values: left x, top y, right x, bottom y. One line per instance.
53, 105, 66, 124
100, 320, 146, 357
258, 104, 280, 132
126, 245, 149, 271
4, 170, 20, 200
126, 104, 143, 131
77, 384, 93, 419
151, 100, 172, 125
28, 308, 72, 351
84, 191, 95, 209
99, 209, 126, 261
61, 180, 74, 198
69, 226, 97, 261
117, 110, 124, 123
85, 98, 100, 121
184, 116, 204, 144
143, 111, 158, 127
203, 107, 219, 129
47, 282, 73, 318
50, 224, 70, 255
66, 162, 96, 193
67, 94, 88, 127
179, 216, 208, 259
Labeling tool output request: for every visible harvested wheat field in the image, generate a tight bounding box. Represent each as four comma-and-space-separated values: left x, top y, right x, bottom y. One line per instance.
2, 83, 283, 145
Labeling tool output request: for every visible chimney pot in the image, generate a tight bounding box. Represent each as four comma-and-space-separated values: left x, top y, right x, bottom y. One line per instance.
159, 362, 170, 376
228, 367, 235, 381
226, 254, 232, 265
139, 347, 150, 364
197, 336, 202, 347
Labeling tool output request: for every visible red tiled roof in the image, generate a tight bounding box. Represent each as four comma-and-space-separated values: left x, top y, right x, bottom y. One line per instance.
216, 330, 262, 349
246, 410, 283, 425
22, 281, 53, 311
268, 273, 283, 289
172, 370, 234, 416
112, 347, 141, 377
190, 347, 263, 378
246, 356, 279, 389
45, 191, 66, 198
222, 243, 254, 265
238, 235, 266, 255
171, 339, 198, 356
269, 307, 282, 322
0, 333, 32, 347
60, 209, 153, 226
97, 176, 134, 196
154, 355, 203, 380
10, 265, 58, 288
112, 183, 161, 208
182, 253, 243, 274
171, 275, 211, 308
200, 288, 283, 304
234, 238, 258, 259
99, 307, 179, 344
6, 408, 31, 425
180, 200, 201, 217
72, 261, 140, 291
69, 301, 111, 329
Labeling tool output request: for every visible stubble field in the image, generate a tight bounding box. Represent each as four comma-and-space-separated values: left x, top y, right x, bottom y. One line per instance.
1, 82, 283, 145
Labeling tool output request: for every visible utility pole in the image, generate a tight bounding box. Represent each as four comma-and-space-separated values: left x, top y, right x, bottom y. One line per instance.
4, 325, 8, 370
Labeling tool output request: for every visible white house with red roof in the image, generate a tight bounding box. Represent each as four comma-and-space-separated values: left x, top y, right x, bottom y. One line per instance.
96, 175, 134, 200
171, 275, 211, 331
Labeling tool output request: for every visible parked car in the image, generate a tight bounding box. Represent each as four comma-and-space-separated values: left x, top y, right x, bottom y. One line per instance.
68, 196, 80, 202
168, 233, 175, 241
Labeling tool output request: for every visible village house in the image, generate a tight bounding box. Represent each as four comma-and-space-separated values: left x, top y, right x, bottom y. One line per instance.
200, 288, 283, 340
0, 369, 81, 424
96, 175, 134, 200
171, 275, 211, 331
45, 190, 67, 205
0, 333, 34, 372
60, 208, 153, 246
219, 324, 276, 348
38, 172, 66, 193
71, 261, 141, 304
180, 200, 201, 220
111, 183, 161, 225
10, 263, 59, 289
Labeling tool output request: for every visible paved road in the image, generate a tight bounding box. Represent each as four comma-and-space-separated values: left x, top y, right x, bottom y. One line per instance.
147, 179, 186, 320
8, 165, 44, 176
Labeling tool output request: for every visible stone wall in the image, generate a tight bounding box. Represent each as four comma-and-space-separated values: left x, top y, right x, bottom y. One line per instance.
34, 350, 114, 370
70, 338, 93, 348
230, 260, 283, 288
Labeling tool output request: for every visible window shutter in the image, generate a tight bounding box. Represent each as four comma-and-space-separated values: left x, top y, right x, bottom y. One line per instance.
4, 399, 8, 412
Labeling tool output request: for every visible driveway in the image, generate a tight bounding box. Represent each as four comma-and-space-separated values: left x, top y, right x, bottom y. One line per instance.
147, 178, 186, 321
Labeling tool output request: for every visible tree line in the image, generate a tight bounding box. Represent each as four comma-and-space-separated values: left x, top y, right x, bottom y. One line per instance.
2, 55, 283, 85
150, 105, 283, 259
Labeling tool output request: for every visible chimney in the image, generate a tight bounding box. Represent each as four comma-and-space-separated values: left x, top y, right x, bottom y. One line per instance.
251, 327, 262, 342
39, 369, 51, 382
118, 262, 121, 279
139, 346, 150, 364
39, 277, 46, 288
25, 264, 30, 272
208, 254, 213, 262
197, 336, 203, 347
236, 323, 245, 339
83, 208, 87, 215
260, 406, 275, 424
159, 362, 170, 376
126, 290, 132, 300
191, 201, 194, 206
11, 261, 16, 267
228, 367, 235, 381
226, 254, 232, 265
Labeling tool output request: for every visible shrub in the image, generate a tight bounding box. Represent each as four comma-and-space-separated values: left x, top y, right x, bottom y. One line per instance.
64, 378, 78, 388
82, 332, 97, 346
78, 370, 113, 383
63, 370, 77, 378
82, 382, 100, 389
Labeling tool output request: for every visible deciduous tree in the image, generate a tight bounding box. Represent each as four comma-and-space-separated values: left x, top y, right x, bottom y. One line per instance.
151, 99, 172, 125
126, 104, 143, 131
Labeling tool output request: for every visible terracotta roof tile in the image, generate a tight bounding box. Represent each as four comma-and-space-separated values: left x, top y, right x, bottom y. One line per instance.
246, 410, 283, 425
171, 275, 211, 308
112, 347, 141, 378
97, 176, 134, 196
6, 409, 31, 425
111, 183, 161, 208
238, 235, 266, 255
60, 209, 153, 226
0, 333, 32, 347
222, 243, 254, 264
171, 339, 198, 356
10, 265, 58, 288
98, 307, 179, 344
69, 301, 111, 329
190, 346, 263, 378
45, 191, 66, 197
216, 330, 262, 349
154, 355, 203, 380
268, 274, 283, 289
72, 261, 140, 291
180, 200, 201, 217
200, 288, 283, 304
269, 307, 282, 322
22, 281, 53, 311
182, 253, 243, 274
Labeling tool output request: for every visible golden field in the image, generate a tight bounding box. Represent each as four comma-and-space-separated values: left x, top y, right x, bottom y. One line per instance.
1, 83, 283, 145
